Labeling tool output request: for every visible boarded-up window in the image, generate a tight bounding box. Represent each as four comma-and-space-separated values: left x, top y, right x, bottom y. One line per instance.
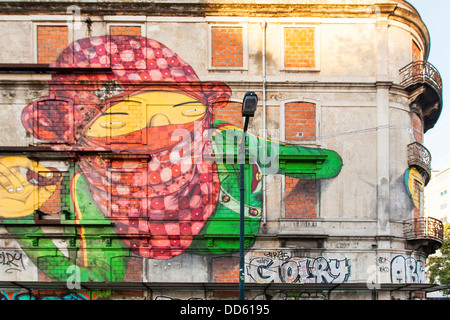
211, 26, 244, 68
412, 41, 422, 61
284, 27, 315, 69
285, 177, 317, 218
108, 159, 148, 219
412, 113, 423, 144
213, 101, 243, 126
37, 26, 69, 64
110, 26, 142, 37
285, 102, 316, 141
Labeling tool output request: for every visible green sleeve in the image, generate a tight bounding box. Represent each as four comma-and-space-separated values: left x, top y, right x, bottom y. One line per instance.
212, 120, 342, 179
6, 172, 130, 282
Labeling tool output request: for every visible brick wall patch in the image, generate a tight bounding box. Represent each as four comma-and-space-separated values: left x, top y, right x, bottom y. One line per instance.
211, 26, 244, 68
213, 256, 239, 283
412, 41, 422, 62
213, 101, 243, 127
110, 26, 142, 37
284, 27, 315, 69
285, 102, 316, 141
285, 177, 316, 218
412, 113, 423, 143
37, 26, 69, 64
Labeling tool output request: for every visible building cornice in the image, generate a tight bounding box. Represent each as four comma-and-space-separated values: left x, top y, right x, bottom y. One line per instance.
0, 1, 431, 54
0, 1, 431, 58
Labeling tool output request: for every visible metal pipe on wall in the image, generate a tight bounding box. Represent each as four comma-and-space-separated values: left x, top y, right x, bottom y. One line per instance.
262, 20, 267, 226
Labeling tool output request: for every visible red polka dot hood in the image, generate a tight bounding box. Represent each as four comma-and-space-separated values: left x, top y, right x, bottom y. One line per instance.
21, 35, 231, 148
20, 36, 231, 259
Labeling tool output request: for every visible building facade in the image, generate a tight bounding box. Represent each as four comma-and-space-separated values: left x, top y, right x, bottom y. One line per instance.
0, 0, 445, 300
425, 168, 450, 224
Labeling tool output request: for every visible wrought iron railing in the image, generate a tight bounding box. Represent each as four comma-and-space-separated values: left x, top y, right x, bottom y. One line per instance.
399, 60, 443, 97
407, 142, 431, 182
403, 217, 444, 243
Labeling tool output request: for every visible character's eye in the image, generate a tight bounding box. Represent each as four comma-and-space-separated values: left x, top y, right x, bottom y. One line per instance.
181, 108, 206, 117
98, 112, 128, 129
173, 101, 206, 117
100, 121, 126, 129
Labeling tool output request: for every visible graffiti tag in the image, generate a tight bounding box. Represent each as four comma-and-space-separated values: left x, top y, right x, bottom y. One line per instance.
391, 255, 425, 283
0, 252, 25, 273
247, 256, 351, 284
263, 251, 291, 261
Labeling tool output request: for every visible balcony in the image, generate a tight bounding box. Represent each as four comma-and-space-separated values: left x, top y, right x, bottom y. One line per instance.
399, 60, 443, 132
403, 217, 444, 254
407, 142, 431, 184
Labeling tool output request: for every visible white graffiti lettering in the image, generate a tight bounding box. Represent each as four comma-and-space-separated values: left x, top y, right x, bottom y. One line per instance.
247, 256, 351, 284
390, 255, 425, 283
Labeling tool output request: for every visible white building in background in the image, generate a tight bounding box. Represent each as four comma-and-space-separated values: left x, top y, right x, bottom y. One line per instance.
424, 168, 449, 300
425, 168, 450, 223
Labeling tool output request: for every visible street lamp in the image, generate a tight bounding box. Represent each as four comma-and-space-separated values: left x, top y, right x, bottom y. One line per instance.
239, 91, 258, 300
242, 91, 258, 117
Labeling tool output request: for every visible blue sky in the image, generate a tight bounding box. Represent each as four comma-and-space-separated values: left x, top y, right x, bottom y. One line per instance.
406, 0, 450, 171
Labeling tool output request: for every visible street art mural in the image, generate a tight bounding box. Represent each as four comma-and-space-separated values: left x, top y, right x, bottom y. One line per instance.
404, 167, 425, 216
0, 290, 91, 300
0, 36, 343, 283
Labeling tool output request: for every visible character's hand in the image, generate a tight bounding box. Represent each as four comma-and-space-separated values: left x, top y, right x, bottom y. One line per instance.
0, 156, 61, 218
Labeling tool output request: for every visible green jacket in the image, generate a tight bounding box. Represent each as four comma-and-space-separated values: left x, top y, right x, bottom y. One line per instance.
188, 120, 342, 253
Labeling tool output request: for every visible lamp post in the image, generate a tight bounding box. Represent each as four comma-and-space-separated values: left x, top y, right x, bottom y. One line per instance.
239, 91, 258, 300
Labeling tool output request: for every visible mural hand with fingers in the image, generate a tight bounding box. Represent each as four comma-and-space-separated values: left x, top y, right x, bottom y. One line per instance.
0, 156, 61, 218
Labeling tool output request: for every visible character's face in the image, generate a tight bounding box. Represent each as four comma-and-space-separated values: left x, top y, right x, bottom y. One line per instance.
85, 91, 207, 138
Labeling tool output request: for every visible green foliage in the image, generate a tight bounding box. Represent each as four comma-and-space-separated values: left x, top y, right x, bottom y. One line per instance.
427, 222, 450, 296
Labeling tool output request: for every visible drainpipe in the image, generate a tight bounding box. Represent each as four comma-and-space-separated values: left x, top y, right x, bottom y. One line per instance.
262, 20, 267, 226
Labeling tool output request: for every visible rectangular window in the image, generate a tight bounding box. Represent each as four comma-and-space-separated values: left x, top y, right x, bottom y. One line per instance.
109, 25, 142, 37
35, 169, 69, 224
412, 40, 422, 62
108, 159, 148, 219
213, 101, 243, 127
105, 98, 147, 146
37, 25, 69, 64
107, 25, 144, 70
35, 98, 74, 144
209, 25, 247, 70
284, 102, 316, 142
412, 113, 423, 144
413, 179, 424, 217
285, 176, 317, 218
283, 26, 318, 70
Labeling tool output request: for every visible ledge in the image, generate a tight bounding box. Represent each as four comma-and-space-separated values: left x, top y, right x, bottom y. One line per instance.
0, 64, 112, 74
0, 280, 447, 294
278, 218, 327, 237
